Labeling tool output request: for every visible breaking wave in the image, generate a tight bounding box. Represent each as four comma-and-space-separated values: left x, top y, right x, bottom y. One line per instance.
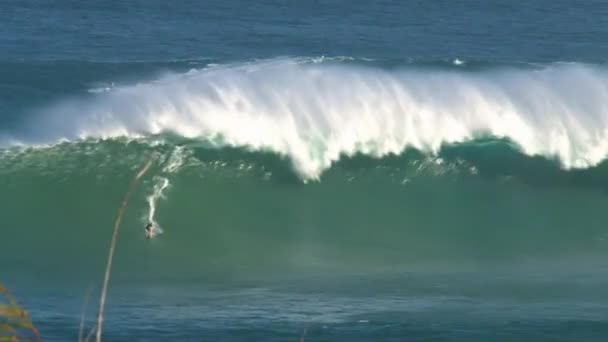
8, 58, 608, 180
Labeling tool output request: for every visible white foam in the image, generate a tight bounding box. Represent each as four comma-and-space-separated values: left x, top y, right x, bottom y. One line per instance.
144, 146, 187, 233
163, 146, 187, 173
14, 59, 608, 180
453, 58, 465, 66
146, 177, 169, 234
87, 82, 116, 93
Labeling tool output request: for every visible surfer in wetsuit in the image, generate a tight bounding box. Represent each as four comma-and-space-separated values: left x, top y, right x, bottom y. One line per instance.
145, 223, 154, 239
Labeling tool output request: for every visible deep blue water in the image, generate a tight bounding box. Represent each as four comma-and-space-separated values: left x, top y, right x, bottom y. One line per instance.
3, 1, 608, 341
3, 0, 608, 62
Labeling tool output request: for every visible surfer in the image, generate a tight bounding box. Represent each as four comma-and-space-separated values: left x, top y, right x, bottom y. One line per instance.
145, 223, 154, 239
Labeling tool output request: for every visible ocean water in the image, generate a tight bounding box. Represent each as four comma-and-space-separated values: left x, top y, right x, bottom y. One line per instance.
3, 1, 608, 341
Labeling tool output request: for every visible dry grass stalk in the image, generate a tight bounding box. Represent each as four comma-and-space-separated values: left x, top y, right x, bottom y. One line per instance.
95, 158, 153, 342
78, 285, 94, 342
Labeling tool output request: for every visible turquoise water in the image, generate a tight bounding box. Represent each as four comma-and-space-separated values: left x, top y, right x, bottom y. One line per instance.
3, 1, 608, 341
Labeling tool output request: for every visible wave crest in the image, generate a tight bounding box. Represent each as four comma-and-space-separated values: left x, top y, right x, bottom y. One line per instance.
14, 59, 608, 179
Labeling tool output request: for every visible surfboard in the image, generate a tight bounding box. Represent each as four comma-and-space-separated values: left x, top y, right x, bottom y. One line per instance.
145, 228, 157, 239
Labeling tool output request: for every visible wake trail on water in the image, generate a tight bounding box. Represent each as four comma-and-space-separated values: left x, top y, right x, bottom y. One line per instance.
8, 57, 608, 180
146, 177, 169, 234
144, 146, 187, 235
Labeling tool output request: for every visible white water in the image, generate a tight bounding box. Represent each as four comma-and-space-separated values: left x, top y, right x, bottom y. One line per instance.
144, 146, 187, 233
16, 58, 608, 179
146, 177, 169, 234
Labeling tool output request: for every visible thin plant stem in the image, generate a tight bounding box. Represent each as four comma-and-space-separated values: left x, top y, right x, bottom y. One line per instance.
95, 159, 153, 342
79, 285, 93, 342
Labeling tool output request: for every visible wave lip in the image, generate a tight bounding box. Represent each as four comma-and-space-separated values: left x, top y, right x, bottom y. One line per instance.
13, 58, 608, 179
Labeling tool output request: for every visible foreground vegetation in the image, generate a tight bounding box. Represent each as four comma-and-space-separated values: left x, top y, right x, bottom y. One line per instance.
0, 283, 39, 342
1, 158, 152, 342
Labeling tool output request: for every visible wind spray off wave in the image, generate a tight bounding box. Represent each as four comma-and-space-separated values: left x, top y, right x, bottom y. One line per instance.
14, 58, 608, 179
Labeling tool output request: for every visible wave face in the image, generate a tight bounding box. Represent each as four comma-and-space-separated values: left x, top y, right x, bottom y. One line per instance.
3, 59, 608, 282
7, 59, 608, 180
2, 139, 608, 283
